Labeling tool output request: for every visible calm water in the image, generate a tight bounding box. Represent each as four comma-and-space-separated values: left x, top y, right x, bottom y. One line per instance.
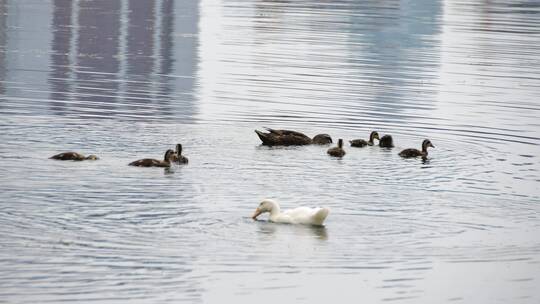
1, 0, 540, 303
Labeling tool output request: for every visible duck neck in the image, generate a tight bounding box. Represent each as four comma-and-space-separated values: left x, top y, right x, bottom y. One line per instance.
176, 144, 182, 156
164, 151, 172, 163
268, 203, 281, 220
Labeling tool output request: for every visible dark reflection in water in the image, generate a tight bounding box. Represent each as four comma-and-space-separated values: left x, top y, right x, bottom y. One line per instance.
76, 0, 120, 113
49, 0, 73, 114
0, 0, 5, 95
45, 0, 198, 120
348, 0, 442, 120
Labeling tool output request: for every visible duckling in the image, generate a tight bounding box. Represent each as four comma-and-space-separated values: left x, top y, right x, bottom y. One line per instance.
379, 134, 394, 148
50, 152, 99, 161
254, 127, 331, 146
350, 131, 379, 147
129, 149, 175, 167
171, 143, 188, 164
327, 139, 346, 157
399, 139, 434, 158
312, 133, 333, 145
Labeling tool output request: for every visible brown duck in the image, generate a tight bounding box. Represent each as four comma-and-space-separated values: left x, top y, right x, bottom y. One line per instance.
350, 131, 379, 147
50, 152, 99, 161
129, 149, 175, 167
312, 133, 333, 145
171, 144, 188, 164
399, 139, 434, 158
379, 134, 394, 148
255, 127, 332, 146
327, 139, 346, 157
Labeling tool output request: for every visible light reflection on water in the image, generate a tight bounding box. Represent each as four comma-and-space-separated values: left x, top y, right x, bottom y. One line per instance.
0, 0, 540, 303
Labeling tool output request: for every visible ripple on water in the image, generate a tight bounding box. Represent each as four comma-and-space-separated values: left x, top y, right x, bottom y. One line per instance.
1, 0, 540, 303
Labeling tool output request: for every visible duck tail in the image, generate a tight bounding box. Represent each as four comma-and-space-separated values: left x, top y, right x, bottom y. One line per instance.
313, 207, 330, 226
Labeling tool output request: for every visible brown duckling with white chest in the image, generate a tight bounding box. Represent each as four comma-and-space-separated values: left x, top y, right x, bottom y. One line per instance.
129, 149, 175, 167
255, 127, 332, 146
327, 139, 346, 157
50, 152, 99, 161
171, 144, 188, 164
398, 139, 434, 158
350, 131, 379, 147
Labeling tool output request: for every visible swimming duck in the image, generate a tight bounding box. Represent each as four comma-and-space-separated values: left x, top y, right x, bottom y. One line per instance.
50, 152, 99, 161
171, 144, 188, 164
398, 139, 434, 158
327, 138, 346, 157
312, 133, 333, 145
379, 134, 394, 148
251, 199, 330, 226
350, 131, 379, 147
255, 127, 332, 146
129, 149, 175, 167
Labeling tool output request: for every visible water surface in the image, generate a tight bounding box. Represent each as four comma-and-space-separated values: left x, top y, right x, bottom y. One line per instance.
1, 0, 539, 303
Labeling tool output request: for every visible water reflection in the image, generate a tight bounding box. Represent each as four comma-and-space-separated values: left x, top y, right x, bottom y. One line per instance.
196, 0, 445, 128
0, 0, 6, 95
256, 220, 329, 240
49, 0, 73, 114
44, 0, 198, 119
1, 0, 540, 303
347, 0, 442, 124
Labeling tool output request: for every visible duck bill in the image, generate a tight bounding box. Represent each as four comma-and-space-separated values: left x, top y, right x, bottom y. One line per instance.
430, 143, 435, 148
252, 208, 262, 220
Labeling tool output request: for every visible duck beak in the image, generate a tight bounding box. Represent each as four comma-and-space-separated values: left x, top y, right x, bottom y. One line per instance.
252, 208, 262, 220
430, 143, 435, 148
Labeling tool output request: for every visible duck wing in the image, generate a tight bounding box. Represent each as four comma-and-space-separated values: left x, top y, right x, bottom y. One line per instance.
398, 148, 422, 158
129, 158, 168, 167
280, 207, 330, 226
50, 152, 85, 160
256, 128, 312, 146
264, 127, 308, 138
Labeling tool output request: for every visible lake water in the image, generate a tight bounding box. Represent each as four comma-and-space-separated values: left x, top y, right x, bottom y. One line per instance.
1, 0, 539, 303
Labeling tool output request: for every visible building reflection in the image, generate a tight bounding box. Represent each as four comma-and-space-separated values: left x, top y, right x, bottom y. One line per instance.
75, 0, 121, 115
0, 0, 6, 95
47, 0, 198, 120
49, 0, 73, 114
346, 0, 443, 122
197, 0, 442, 126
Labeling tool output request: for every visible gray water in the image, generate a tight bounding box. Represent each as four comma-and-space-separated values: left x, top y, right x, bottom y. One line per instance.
1, 0, 540, 303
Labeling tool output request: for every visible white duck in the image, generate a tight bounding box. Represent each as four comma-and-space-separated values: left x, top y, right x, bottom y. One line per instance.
251, 199, 330, 226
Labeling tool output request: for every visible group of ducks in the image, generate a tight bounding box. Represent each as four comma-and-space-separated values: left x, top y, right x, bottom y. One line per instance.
251, 128, 436, 226
50, 144, 189, 167
255, 127, 435, 158
49, 127, 435, 227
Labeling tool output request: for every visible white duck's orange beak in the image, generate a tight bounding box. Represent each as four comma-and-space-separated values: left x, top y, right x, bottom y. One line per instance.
252, 208, 262, 220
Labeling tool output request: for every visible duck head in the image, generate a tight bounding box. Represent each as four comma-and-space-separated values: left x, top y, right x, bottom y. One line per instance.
422, 139, 434, 152
85, 155, 99, 160
164, 149, 175, 162
312, 134, 332, 145
252, 199, 280, 220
